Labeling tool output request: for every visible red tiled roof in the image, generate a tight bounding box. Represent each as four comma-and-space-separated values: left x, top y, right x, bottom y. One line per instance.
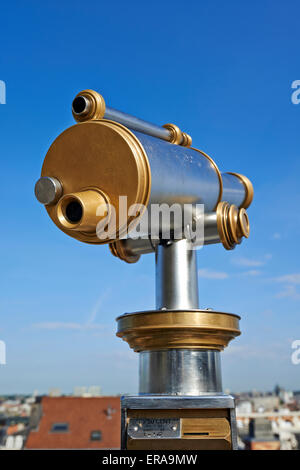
26, 396, 120, 449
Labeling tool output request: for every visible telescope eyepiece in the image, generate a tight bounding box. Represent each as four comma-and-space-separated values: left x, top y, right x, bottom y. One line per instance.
65, 200, 83, 224
72, 90, 106, 122
72, 96, 91, 116
56, 189, 109, 234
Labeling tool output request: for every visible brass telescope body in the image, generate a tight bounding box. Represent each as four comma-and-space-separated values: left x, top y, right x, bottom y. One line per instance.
35, 89, 254, 450
38, 90, 253, 251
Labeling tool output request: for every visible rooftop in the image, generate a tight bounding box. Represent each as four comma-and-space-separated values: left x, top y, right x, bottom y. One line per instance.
25, 396, 121, 449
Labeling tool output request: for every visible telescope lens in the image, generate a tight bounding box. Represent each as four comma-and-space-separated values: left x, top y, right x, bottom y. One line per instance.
65, 200, 83, 223
72, 96, 88, 115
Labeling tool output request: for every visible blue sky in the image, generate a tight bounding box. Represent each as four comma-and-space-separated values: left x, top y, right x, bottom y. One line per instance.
0, 0, 300, 395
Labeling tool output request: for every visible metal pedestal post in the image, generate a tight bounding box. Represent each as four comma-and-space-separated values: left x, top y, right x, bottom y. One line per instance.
155, 239, 199, 310
118, 240, 239, 450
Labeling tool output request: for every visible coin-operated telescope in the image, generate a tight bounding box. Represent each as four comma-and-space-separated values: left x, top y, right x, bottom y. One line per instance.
35, 89, 253, 450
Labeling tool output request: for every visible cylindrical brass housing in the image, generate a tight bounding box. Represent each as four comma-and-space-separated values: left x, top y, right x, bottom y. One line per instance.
40, 120, 151, 244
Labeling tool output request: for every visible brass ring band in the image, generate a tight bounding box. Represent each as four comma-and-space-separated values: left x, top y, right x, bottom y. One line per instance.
216, 202, 232, 250
116, 309, 241, 352
238, 208, 250, 239
109, 240, 140, 264
227, 204, 240, 245
163, 124, 192, 147
227, 172, 254, 209
181, 132, 192, 147
163, 123, 183, 145
191, 148, 223, 211
216, 201, 250, 250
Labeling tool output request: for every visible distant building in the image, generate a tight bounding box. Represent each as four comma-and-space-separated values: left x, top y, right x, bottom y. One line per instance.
87, 386, 101, 397
280, 390, 294, 405
25, 396, 120, 449
236, 401, 252, 414
0, 416, 31, 450
73, 386, 101, 397
73, 386, 86, 397
274, 385, 282, 397
251, 396, 280, 413
48, 388, 62, 397
293, 391, 300, 406
244, 418, 280, 450
4, 434, 24, 450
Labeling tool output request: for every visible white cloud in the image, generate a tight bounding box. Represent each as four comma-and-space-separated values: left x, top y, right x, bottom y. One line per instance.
223, 343, 290, 361
33, 289, 113, 332
275, 285, 300, 300
241, 270, 262, 277
274, 273, 300, 285
232, 257, 265, 267
86, 289, 112, 325
198, 268, 229, 280
272, 273, 300, 300
103, 350, 138, 363
272, 232, 281, 240
33, 322, 104, 330
232, 254, 272, 268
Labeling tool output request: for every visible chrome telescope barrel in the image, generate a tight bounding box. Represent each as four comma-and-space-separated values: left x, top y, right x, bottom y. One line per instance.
132, 130, 221, 211
104, 107, 171, 142
221, 172, 252, 209
128, 130, 251, 212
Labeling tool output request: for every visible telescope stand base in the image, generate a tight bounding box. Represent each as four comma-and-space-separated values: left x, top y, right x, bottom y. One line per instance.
121, 395, 238, 450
